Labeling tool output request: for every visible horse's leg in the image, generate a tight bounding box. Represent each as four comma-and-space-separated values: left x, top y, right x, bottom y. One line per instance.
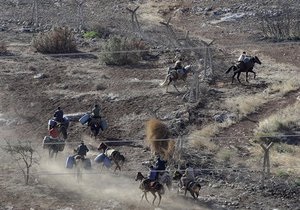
151, 191, 156, 205
237, 72, 242, 83
231, 72, 237, 84
246, 71, 249, 83
173, 82, 180, 93
144, 192, 150, 203
184, 188, 188, 196
191, 191, 196, 199
157, 193, 162, 207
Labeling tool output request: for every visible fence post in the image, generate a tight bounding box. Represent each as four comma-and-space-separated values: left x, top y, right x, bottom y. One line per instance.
260, 142, 273, 186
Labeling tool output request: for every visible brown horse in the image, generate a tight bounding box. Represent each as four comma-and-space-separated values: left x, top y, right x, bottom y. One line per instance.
135, 172, 165, 207
173, 170, 201, 199
160, 65, 193, 92
225, 56, 262, 83
97, 142, 125, 172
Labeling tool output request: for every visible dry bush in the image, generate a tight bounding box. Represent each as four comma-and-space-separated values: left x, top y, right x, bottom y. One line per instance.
268, 77, 300, 95
254, 102, 300, 144
100, 35, 149, 65
32, 27, 77, 54
224, 93, 267, 117
145, 119, 175, 160
0, 42, 8, 55
259, 7, 300, 40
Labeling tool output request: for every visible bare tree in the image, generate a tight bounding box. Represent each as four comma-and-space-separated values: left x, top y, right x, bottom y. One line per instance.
2, 140, 39, 185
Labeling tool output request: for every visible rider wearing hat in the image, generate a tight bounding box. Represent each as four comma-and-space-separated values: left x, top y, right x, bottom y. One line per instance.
54, 106, 64, 123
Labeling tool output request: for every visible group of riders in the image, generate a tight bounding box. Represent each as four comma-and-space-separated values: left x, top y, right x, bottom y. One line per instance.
48, 104, 104, 156
170, 51, 250, 76
146, 156, 195, 190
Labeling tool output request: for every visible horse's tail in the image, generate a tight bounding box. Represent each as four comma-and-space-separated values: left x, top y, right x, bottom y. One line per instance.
225, 65, 237, 74
160, 74, 171, 86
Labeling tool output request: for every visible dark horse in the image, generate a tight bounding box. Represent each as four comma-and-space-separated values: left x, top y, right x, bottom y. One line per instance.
135, 172, 165, 207
173, 170, 201, 199
97, 142, 125, 172
160, 65, 193, 92
88, 118, 102, 138
225, 56, 262, 83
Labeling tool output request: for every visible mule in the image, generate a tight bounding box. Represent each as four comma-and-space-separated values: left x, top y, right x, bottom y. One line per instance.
74, 155, 85, 182
160, 65, 193, 92
48, 144, 59, 159
135, 172, 165, 207
88, 120, 102, 138
173, 170, 201, 199
225, 56, 262, 83
97, 142, 125, 172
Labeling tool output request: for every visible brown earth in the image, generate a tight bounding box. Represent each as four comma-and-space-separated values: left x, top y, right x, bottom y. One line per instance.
0, 0, 300, 210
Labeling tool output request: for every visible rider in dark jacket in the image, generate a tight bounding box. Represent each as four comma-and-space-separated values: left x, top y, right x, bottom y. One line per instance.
76, 142, 89, 157
154, 156, 167, 179
54, 106, 64, 123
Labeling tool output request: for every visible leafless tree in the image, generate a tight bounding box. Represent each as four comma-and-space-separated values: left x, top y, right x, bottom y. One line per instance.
2, 140, 39, 185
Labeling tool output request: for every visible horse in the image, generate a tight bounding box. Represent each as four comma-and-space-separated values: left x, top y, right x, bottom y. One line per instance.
157, 171, 172, 191
135, 172, 165, 207
48, 144, 59, 159
160, 65, 193, 92
173, 170, 201, 199
74, 155, 85, 182
225, 56, 262, 83
97, 142, 125, 172
88, 120, 102, 138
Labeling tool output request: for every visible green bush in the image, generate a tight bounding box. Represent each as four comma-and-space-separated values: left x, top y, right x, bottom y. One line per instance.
32, 27, 77, 54
83, 31, 99, 39
100, 35, 148, 65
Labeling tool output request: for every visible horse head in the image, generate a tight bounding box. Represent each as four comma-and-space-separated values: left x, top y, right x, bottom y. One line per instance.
97, 142, 108, 151
253, 56, 262, 65
173, 170, 182, 180
135, 172, 144, 182
184, 65, 193, 74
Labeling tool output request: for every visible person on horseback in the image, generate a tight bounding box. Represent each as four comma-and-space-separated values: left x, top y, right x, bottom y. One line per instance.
76, 141, 89, 158
173, 58, 186, 77
180, 163, 195, 189
91, 104, 101, 119
147, 165, 157, 188
54, 106, 64, 123
154, 156, 167, 179
238, 51, 251, 69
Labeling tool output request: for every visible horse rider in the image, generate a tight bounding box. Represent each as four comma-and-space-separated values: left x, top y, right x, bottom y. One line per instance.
180, 162, 195, 189
91, 104, 101, 119
75, 141, 89, 159
154, 156, 167, 179
237, 51, 250, 69
54, 106, 64, 123
147, 165, 157, 187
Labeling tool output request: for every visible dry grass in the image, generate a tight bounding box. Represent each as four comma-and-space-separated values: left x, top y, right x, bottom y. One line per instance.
224, 93, 267, 117
145, 119, 175, 160
254, 102, 300, 135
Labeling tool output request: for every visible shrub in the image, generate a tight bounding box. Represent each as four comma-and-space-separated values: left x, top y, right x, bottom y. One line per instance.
0, 42, 8, 55
32, 27, 77, 54
259, 8, 300, 40
100, 35, 148, 65
91, 24, 110, 39
83, 31, 99, 39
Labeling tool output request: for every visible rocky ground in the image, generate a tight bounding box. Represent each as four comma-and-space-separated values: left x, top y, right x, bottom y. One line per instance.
0, 0, 299, 210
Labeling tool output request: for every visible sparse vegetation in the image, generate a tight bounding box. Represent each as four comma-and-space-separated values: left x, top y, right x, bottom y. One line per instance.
255, 102, 300, 143
2, 140, 39, 185
100, 35, 148, 65
0, 41, 8, 55
259, 7, 300, 40
83, 31, 99, 39
32, 27, 77, 54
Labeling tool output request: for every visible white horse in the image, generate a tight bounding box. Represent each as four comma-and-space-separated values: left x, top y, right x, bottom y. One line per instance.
160, 65, 193, 92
